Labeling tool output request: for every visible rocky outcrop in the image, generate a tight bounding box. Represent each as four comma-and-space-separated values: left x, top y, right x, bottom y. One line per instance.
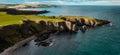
0, 8, 49, 15
21, 17, 110, 33
60, 16, 110, 32
33, 17, 110, 32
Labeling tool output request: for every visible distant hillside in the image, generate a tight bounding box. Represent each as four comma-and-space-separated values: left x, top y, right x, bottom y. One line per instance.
0, 4, 55, 9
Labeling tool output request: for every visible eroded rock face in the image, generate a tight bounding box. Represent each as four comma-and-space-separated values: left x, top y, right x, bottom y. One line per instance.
61, 17, 110, 27
36, 21, 78, 32
59, 17, 110, 32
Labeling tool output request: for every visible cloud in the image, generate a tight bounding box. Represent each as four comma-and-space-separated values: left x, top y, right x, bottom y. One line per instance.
24, 0, 79, 5
1, 0, 120, 5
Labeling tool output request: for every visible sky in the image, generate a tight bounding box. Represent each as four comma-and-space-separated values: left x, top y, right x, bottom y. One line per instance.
0, 0, 120, 5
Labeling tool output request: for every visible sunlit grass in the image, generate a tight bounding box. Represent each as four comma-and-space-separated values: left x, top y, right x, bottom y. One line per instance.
0, 12, 64, 26
23, 15, 64, 22
0, 12, 23, 26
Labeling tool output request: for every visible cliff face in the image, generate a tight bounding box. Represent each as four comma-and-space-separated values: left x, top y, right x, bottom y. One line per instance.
30, 17, 110, 32
34, 20, 78, 32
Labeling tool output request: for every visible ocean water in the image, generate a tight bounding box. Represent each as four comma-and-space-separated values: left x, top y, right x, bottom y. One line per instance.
10, 5, 120, 55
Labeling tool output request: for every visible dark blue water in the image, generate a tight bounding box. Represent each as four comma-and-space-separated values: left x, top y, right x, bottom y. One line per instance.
11, 5, 120, 55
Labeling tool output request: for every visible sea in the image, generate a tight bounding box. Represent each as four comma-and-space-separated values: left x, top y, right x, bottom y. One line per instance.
1, 1, 120, 55
10, 5, 120, 55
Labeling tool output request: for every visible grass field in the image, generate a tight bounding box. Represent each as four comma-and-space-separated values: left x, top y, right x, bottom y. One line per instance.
0, 12, 64, 26
0, 12, 23, 26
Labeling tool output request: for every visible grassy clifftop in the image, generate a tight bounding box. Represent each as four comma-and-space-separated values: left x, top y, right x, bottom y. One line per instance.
0, 12, 108, 27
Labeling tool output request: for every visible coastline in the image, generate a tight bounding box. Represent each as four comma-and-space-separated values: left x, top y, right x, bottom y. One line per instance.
0, 4, 111, 55
0, 14, 110, 53
0, 2, 119, 55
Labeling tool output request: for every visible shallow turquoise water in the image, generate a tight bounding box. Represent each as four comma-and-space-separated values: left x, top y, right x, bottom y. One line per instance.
11, 5, 120, 55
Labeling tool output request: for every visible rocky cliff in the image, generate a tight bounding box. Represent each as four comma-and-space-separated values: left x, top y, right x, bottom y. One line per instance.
28, 16, 110, 32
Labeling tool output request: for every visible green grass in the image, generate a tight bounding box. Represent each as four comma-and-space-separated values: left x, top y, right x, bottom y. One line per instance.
23, 15, 64, 22
0, 12, 24, 26
0, 12, 101, 27
0, 12, 64, 26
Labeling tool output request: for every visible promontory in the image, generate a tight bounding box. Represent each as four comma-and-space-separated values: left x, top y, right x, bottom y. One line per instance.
0, 12, 110, 55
